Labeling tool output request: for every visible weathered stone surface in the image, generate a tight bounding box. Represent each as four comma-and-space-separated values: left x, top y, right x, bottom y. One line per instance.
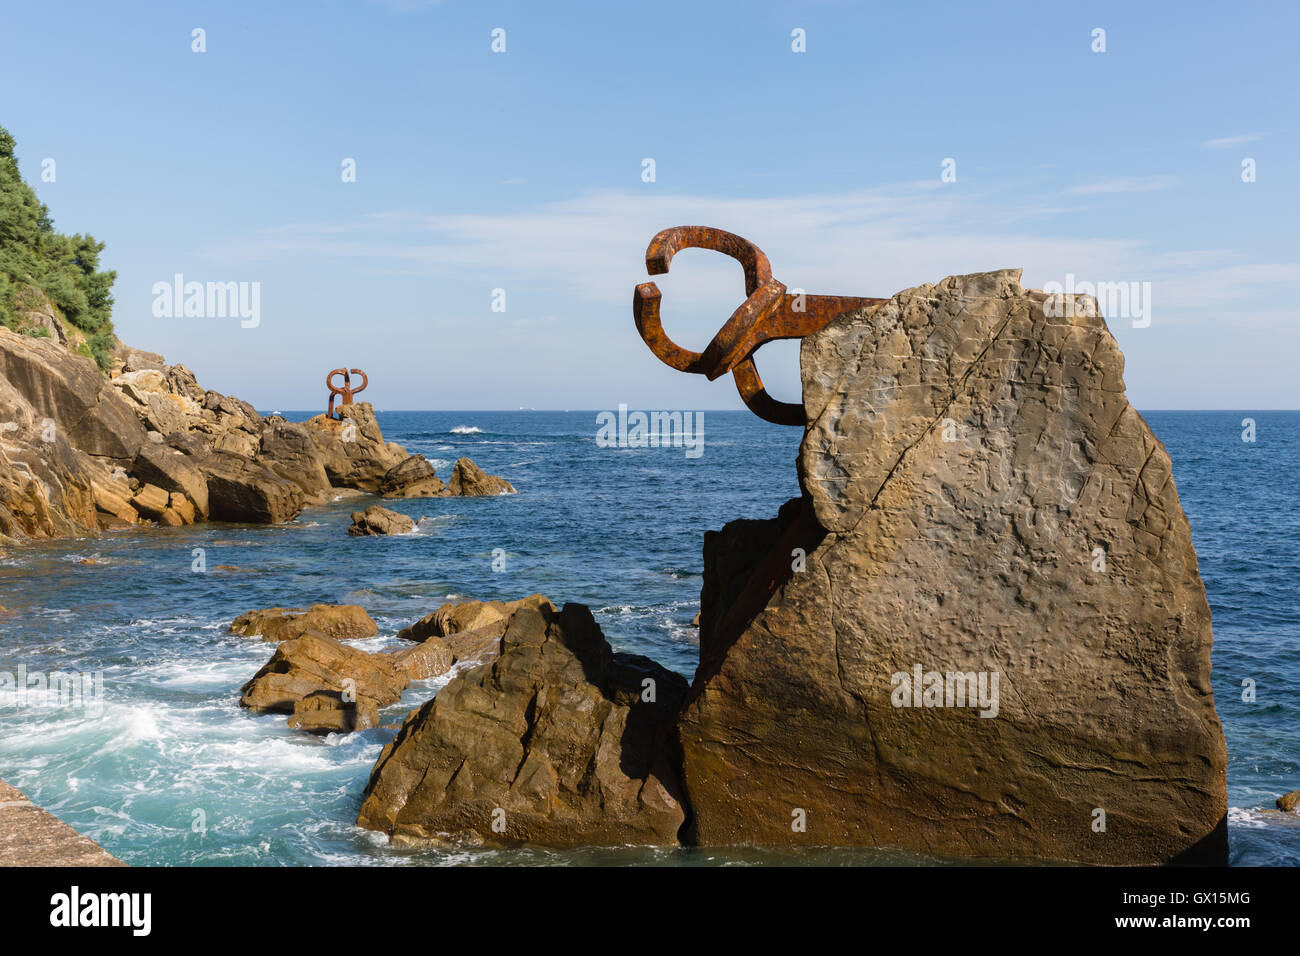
1278, 790, 1300, 813
677, 269, 1228, 865
395, 594, 553, 664
201, 451, 304, 524
130, 482, 170, 520
348, 504, 415, 536
387, 636, 455, 681
357, 602, 688, 847
379, 454, 445, 498
445, 457, 516, 497
132, 441, 208, 519
229, 604, 379, 642
240, 631, 407, 713
259, 421, 331, 496
0, 327, 147, 460
287, 691, 380, 734
303, 403, 405, 492
0, 779, 123, 867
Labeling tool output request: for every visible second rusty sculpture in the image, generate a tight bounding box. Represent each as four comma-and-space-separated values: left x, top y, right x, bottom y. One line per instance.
633, 226, 885, 425
326, 367, 368, 419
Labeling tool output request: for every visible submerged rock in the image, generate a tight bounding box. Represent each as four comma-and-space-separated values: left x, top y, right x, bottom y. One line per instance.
229, 604, 379, 642
348, 504, 415, 536
356, 601, 687, 847
676, 269, 1228, 865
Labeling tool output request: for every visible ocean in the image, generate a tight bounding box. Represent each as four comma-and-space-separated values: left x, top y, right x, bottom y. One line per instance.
0, 410, 1295, 866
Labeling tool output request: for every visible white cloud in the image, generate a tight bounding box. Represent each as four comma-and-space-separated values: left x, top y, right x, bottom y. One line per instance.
1066, 176, 1176, 195
1202, 133, 1265, 148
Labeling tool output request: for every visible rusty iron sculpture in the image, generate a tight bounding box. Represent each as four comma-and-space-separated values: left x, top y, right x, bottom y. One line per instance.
634, 226, 886, 425
326, 367, 368, 419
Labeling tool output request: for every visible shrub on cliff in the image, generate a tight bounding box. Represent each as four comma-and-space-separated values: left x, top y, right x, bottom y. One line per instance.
0, 124, 117, 372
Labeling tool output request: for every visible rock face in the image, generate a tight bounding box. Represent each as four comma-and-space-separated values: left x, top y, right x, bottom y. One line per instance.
230, 604, 379, 642
676, 269, 1229, 865
357, 601, 688, 847
348, 504, 415, 536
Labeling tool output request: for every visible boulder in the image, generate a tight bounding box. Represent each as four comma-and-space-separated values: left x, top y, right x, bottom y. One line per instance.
132, 441, 209, 519
200, 451, 304, 524
379, 455, 445, 498
1278, 791, 1300, 813
387, 636, 455, 681
287, 691, 380, 734
395, 594, 553, 664
348, 504, 415, 536
239, 631, 408, 713
229, 604, 379, 642
357, 602, 688, 847
445, 457, 516, 497
676, 269, 1229, 865
258, 421, 331, 496
130, 483, 170, 520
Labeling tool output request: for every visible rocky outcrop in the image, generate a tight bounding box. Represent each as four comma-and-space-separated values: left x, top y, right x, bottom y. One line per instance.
445, 457, 516, 497
0, 322, 415, 541
356, 601, 688, 847
229, 604, 379, 642
348, 504, 415, 536
302, 404, 404, 492
1278, 791, 1300, 813
379, 454, 445, 498
239, 631, 408, 716
676, 269, 1228, 865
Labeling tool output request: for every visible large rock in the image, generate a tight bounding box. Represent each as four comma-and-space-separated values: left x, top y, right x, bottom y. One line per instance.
303, 403, 405, 492
0, 328, 147, 460
676, 269, 1228, 865
259, 421, 331, 497
132, 441, 209, 519
357, 602, 688, 847
229, 604, 379, 642
239, 631, 408, 713
348, 504, 415, 536
379, 455, 445, 498
445, 457, 516, 497
200, 451, 304, 524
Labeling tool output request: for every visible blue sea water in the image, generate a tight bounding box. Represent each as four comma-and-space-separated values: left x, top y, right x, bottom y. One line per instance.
0, 410, 1295, 866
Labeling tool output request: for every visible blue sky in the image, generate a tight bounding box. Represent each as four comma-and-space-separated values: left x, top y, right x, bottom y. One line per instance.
2, 0, 1296, 409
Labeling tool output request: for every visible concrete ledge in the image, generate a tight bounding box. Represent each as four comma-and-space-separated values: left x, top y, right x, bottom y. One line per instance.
0, 780, 123, 867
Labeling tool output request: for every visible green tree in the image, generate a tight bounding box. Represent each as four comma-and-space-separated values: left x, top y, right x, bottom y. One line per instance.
0, 124, 117, 372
